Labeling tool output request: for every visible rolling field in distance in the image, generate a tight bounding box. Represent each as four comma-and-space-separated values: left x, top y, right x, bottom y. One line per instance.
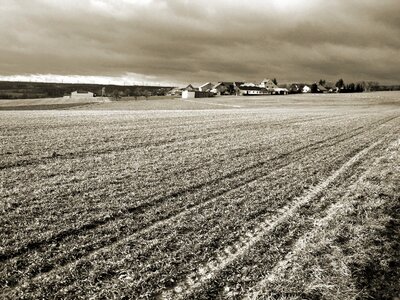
1, 92, 399, 299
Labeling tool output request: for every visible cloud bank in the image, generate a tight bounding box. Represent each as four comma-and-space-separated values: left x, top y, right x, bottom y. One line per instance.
0, 0, 399, 85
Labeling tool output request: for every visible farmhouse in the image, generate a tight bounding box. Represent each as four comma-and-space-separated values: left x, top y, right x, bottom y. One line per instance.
238, 86, 268, 96
211, 82, 228, 95
211, 82, 244, 95
259, 79, 278, 91
289, 84, 301, 93
317, 84, 328, 93
302, 85, 312, 93
71, 91, 94, 98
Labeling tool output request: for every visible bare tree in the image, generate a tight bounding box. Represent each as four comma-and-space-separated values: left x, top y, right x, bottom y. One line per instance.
112, 90, 121, 101
143, 90, 151, 100
366, 81, 379, 92
133, 87, 142, 100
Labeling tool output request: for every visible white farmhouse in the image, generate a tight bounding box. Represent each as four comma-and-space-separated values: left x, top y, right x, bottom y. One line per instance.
238, 86, 268, 96
302, 85, 312, 93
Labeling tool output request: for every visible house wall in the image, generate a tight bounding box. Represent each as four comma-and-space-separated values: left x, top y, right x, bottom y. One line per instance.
195, 91, 212, 98
249, 90, 261, 95
182, 91, 196, 99
240, 89, 266, 95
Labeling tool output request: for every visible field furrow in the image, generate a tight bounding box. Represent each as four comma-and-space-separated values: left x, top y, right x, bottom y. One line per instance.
2, 116, 396, 298
1, 115, 390, 262
159, 138, 386, 299
1, 96, 399, 299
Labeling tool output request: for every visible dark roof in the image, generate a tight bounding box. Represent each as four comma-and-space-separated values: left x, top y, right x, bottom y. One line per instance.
216, 82, 245, 87
289, 83, 309, 88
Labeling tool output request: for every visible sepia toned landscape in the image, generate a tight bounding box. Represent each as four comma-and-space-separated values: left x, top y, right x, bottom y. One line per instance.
1, 92, 399, 299
1, 0, 400, 299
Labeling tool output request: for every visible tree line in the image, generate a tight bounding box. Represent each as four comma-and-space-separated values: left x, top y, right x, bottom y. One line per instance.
333, 79, 380, 93
276, 78, 386, 94
0, 81, 172, 100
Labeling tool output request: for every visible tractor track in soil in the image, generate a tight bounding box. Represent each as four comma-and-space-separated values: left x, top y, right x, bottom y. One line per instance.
1, 116, 397, 294
1, 115, 397, 267
241, 147, 388, 300
160, 138, 386, 300
0, 136, 376, 296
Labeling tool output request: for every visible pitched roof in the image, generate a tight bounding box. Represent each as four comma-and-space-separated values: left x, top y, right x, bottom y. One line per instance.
199, 82, 213, 88
182, 84, 196, 91
240, 82, 257, 87
212, 82, 223, 88
260, 79, 277, 85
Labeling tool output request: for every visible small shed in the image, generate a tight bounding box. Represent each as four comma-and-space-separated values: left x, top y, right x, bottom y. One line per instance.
273, 88, 289, 95
182, 90, 212, 99
71, 91, 94, 98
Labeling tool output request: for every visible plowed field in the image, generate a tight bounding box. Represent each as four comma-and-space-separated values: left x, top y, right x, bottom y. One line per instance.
1, 93, 399, 299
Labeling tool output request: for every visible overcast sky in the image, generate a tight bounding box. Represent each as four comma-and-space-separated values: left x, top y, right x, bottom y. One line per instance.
0, 0, 399, 86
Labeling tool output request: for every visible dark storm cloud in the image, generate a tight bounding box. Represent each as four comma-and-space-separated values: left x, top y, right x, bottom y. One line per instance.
0, 0, 399, 84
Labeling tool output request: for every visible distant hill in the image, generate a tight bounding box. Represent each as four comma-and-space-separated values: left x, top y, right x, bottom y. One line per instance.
0, 81, 174, 99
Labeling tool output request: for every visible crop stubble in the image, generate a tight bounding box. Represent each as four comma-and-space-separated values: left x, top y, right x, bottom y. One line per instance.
0, 105, 399, 299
